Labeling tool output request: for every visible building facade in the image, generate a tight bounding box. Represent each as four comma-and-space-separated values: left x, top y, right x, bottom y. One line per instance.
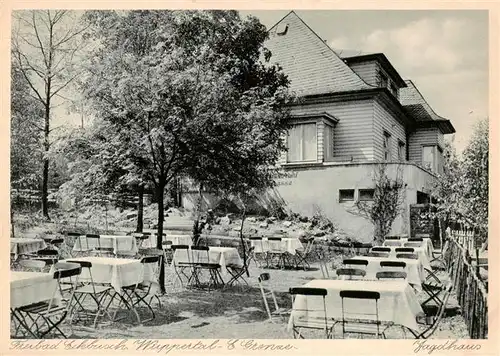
182, 11, 455, 242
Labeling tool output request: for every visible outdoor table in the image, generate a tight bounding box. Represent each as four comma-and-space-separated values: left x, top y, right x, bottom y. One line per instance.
59, 256, 153, 293
287, 279, 424, 333
10, 238, 47, 260
142, 234, 193, 248
72, 235, 138, 255
383, 238, 434, 257
250, 237, 304, 255
172, 246, 243, 279
349, 255, 425, 290
373, 245, 431, 269
10, 271, 62, 337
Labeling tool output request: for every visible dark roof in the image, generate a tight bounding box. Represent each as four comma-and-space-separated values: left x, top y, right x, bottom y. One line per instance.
342, 53, 407, 88
264, 11, 373, 96
400, 80, 455, 134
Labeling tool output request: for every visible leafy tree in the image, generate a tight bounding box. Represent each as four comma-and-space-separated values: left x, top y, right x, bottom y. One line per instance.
461, 118, 489, 239
425, 141, 463, 244
355, 164, 406, 245
80, 10, 292, 292
11, 60, 44, 191
11, 10, 88, 219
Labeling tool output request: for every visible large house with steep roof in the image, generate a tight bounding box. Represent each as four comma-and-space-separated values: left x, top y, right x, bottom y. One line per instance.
182, 11, 455, 242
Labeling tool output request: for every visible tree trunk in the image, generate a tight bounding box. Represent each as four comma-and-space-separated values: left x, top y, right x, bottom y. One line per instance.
11, 209, 15, 237
238, 200, 249, 277
41, 156, 50, 220
41, 99, 50, 220
156, 180, 166, 294
192, 184, 204, 246
136, 187, 144, 233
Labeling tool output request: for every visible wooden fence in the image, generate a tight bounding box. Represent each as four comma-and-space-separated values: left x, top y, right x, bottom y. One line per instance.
445, 230, 488, 339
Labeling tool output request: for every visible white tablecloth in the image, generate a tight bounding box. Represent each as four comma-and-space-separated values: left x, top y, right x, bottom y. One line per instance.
73, 235, 138, 254
383, 238, 434, 257
288, 279, 423, 332
172, 247, 243, 271
142, 234, 193, 248
250, 238, 304, 255
10, 271, 60, 309
10, 238, 47, 259
60, 257, 153, 293
349, 256, 425, 290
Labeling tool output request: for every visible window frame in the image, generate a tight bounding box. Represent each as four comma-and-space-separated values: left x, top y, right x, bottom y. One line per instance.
358, 189, 375, 201
383, 130, 392, 161
339, 189, 355, 202
286, 121, 318, 163
398, 140, 406, 161
422, 145, 438, 173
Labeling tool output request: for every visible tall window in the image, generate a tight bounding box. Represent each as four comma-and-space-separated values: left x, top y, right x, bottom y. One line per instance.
383, 131, 391, 161
422, 145, 437, 172
324, 123, 334, 161
398, 140, 406, 161
287, 123, 317, 162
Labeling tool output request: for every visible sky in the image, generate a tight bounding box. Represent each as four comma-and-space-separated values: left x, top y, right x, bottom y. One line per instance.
241, 10, 489, 153
49, 9, 489, 154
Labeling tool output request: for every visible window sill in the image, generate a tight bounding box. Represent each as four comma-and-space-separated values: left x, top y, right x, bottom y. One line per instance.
281, 161, 324, 169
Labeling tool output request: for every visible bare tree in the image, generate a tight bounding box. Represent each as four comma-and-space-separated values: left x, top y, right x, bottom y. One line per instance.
11, 10, 88, 219
354, 163, 406, 245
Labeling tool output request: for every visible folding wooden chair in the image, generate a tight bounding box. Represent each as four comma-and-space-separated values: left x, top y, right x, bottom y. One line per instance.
409, 283, 453, 339
170, 245, 193, 288
65, 232, 82, 252
86, 234, 115, 257
128, 255, 162, 323
336, 268, 366, 280
241, 238, 259, 269
404, 242, 423, 248
371, 247, 391, 253
430, 240, 449, 270
162, 240, 174, 264
248, 237, 266, 267
375, 271, 407, 280
35, 249, 60, 268
67, 260, 114, 328
380, 261, 406, 269
421, 267, 450, 308
14, 264, 82, 338
384, 236, 401, 240
317, 249, 330, 279
293, 237, 315, 270
267, 237, 290, 269
258, 273, 287, 322
289, 287, 334, 339
396, 253, 418, 260
395, 247, 415, 254
343, 258, 369, 268
366, 251, 390, 258
190, 246, 224, 290
384, 240, 402, 247
112, 257, 156, 324
339, 290, 392, 339
134, 233, 151, 249
18, 259, 46, 272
